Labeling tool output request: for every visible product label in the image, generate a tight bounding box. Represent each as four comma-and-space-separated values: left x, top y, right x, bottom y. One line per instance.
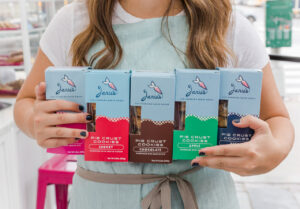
45, 67, 87, 155
130, 119, 173, 163
84, 70, 130, 162
173, 69, 220, 160
129, 72, 175, 163
85, 116, 129, 161
217, 68, 262, 145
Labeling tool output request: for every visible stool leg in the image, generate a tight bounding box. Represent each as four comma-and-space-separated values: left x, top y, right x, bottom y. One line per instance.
36, 179, 47, 209
55, 184, 69, 209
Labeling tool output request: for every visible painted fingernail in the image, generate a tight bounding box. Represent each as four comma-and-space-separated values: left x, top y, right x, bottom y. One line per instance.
233, 119, 240, 123
86, 115, 92, 121
80, 131, 87, 137
79, 105, 84, 111
199, 152, 206, 156
192, 163, 199, 167
75, 138, 81, 140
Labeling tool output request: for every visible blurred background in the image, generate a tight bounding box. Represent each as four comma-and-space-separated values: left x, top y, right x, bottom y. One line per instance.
0, 0, 299, 209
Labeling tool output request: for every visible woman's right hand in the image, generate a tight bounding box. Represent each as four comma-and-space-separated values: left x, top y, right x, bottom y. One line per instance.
32, 82, 90, 148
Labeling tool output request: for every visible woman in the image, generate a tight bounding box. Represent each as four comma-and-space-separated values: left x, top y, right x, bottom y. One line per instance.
14, 0, 294, 208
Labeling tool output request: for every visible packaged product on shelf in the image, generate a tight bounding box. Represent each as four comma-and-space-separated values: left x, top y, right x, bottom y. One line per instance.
129, 71, 175, 164
0, 21, 20, 30
217, 68, 263, 144
45, 67, 87, 154
84, 69, 131, 162
0, 51, 23, 66
173, 69, 220, 160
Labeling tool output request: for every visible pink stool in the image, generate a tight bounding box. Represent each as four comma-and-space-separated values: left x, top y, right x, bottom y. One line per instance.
36, 154, 77, 209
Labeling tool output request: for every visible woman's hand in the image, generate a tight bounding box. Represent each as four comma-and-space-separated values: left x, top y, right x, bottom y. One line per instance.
32, 82, 91, 148
191, 115, 288, 176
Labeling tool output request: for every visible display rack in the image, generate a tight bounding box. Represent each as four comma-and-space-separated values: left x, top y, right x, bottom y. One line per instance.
0, 0, 70, 75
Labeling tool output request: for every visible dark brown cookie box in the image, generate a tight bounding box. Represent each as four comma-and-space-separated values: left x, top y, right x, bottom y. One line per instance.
129, 120, 174, 164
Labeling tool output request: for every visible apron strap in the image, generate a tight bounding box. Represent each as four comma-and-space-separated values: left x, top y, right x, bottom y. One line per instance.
76, 166, 201, 209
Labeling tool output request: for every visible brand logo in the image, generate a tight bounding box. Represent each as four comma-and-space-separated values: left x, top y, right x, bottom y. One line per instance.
186, 76, 208, 97
228, 75, 250, 95
96, 77, 117, 98
56, 74, 76, 95
141, 81, 163, 101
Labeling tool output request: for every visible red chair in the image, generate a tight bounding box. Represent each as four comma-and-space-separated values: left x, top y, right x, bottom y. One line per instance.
36, 154, 77, 209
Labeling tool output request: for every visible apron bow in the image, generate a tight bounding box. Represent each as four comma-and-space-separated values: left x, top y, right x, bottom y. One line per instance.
76, 166, 201, 209
141, 173, 199, 209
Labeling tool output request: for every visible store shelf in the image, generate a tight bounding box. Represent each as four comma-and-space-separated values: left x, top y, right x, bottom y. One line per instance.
0, 0, 69, 74
15, 70, 26, 79
29, 27, 46, 33
0, 30, 22, 37
0, 27, 45, 36
0, 66, 24, 71
0, 27, 46, 42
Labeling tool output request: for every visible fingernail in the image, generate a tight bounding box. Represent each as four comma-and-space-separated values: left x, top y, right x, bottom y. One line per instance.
199, 152, 206, 156
75, 138, 81, 140
79, 105, 84, 111
80, 131, 87, 137
233, 119, 240, 123
192, 163, 199, 167
86, 115, 92, 121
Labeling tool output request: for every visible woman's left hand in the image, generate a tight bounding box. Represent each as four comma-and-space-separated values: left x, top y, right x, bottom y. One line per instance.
191, 115, 288, 176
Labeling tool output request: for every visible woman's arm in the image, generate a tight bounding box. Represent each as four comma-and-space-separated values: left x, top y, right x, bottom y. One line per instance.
260, 62, 294, 155
14, 48, 90, 148
191, 63, 295, 176
14, 49, 52, 138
